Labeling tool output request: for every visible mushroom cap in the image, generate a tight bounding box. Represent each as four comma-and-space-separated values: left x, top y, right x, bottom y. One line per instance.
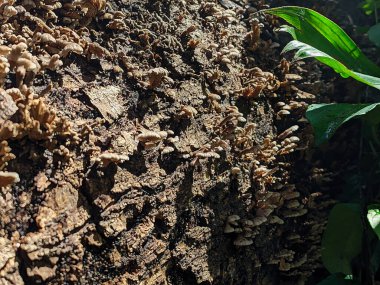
60, 43, 84, 57
0, 89, 18, 122
136, 131, 162, 143
16, 58, 38, 71
234, 236, 253, 246
40, 33, 56, 44
0, 171, 20, 187
226, 214, 240, 222
252, 216, 267, 226
224, 223, 235, 234
97, 153, 129, 167
0, 46, 11, 56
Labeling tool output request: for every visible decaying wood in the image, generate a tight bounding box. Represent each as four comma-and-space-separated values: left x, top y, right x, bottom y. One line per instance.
0, 0, 336, 284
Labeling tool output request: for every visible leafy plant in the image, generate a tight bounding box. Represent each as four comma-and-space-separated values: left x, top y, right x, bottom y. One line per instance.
368, 205, 380, 239
322, 204, 363, 275
306, 103, 380, 146
281, 40, 380, 90
265, 6, 380, 77
263, 6, 380, 284
368, 23, 380, 47
318, 273, 359, 285
265, 6, 380, 146
360, 0, 380, 47
361, 0, 380, 17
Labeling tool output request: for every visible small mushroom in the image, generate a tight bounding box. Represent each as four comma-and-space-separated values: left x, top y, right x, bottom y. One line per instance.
278, 125, 299, 140
282, 208, 308, 218
224, 223, 235, 234
97, 153, 129, 167
0, 171, 20, 187
147, 67, 169, 89
226, 215, 240, 226
161, 146, 174, 155
137, 131, 161, 143
60, 43, 84, 58
256, 208, 273, 217
252, 216, 267, 226
268, 215, 284, 224
178, 106, 198, 118
234, 235, 253, 246
230, 167, 241, 175
40, 33, 56, 44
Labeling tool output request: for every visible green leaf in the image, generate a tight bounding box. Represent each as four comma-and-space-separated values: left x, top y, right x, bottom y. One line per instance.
281, 40, 380, 90
360, 0, 380, 15
306, 103, 380, 145
322, 203, 363, 275
368, 205, 380, 239
368, 23, 380, 47
317, 274, 359, 285
263, 6, 380, 83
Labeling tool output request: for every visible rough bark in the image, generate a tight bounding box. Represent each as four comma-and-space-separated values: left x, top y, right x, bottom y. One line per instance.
0, 0, 335, 284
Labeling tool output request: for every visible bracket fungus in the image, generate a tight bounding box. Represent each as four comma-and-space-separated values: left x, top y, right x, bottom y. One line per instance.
0, 171, 19, 187
0, 0, 334, 282
97, 152, 129, 167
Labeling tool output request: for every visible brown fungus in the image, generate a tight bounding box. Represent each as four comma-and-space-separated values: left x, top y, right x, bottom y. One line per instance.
97, 153, 130, 167
0, 171, 19, 187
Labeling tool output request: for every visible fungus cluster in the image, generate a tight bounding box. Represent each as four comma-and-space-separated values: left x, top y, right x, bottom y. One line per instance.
0, 0, 119, 186
0, 0, 335, 283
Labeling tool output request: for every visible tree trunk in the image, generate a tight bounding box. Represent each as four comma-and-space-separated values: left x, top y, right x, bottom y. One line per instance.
0, 0, 334, 284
